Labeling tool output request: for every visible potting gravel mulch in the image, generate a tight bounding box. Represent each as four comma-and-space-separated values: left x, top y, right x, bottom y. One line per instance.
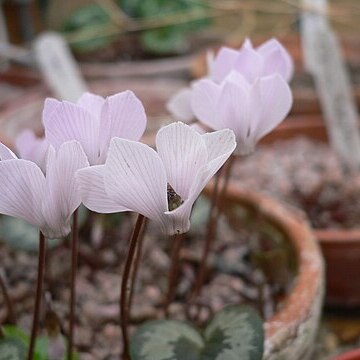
0, 198, 295, 359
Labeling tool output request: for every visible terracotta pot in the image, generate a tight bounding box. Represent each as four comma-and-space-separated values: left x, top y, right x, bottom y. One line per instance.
223, 184, 324, 359
261, 116, 360, 307
334, 348, 360, 360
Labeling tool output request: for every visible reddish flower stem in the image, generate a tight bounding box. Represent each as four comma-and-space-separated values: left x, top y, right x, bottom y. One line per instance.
191, 155, 235, 300
164, 233, 183, 317
68, 210, 78, 360
0, 269, 16, 324
27, 231, 46, 360
120, 214, 145, 360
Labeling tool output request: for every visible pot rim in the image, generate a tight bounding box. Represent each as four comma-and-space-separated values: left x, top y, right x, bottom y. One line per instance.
223, 183, 324, 344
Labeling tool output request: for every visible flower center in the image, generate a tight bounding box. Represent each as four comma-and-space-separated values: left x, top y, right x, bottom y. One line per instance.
167, 184, 183, 211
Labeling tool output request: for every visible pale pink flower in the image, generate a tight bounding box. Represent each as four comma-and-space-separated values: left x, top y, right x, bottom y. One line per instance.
192, 72, 293, 155
43, 91, 147, 165
15, 129, 49, 173
76, 122, 236, 235
0, 141, 89, 238
167, 38, 293, 122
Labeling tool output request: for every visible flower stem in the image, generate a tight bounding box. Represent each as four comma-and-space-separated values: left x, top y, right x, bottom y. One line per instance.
191, 155, 235, 300
27, 231, 46, 360
68, 210, 78, 360
0, 269, 16, 324
120, 214, 145, 360
164, 233, 183, 317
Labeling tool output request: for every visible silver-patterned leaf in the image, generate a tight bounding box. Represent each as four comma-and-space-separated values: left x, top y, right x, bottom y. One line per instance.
0, 338, 27, 360
201, 305, 264, 360
130, 320, 204, 360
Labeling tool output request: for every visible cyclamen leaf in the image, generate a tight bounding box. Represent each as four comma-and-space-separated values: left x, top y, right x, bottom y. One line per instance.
130, 305, 263, 360
201, 305, 264, 360
130, 320, 204, 360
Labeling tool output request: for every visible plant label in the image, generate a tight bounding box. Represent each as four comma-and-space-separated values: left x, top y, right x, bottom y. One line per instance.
34, 32, 87, 101
301, 0, 360, 170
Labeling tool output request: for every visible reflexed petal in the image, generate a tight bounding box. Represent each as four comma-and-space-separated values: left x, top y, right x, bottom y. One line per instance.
42, 141, 89, 238
251, 74, 292, 141
206, 50, 216, 78
211, 47, 238, 83
104, 138, 168, 227
166, 88, 194, 122
156, 122, 207, 199
42, 98, 60, 123
15, 129, 49, 172
0, 159, 45, 227
0, 143, 17, 160
257, 38, 294, 81
202, 129, 237, 163
76, 165, 128, 213
77, 92, 105, 119
191, 79, 221, 130
98, 91, 147, 162
43, 101, 100, 165
216, 81, 251, 144
233, 46, 264, 83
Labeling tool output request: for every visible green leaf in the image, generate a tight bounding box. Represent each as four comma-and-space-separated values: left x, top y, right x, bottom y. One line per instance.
201, 305, 264, 360
0, 338, 27, 360
130, 305, 264, 360
130, 320, 204, 360
2, 325, 29, 344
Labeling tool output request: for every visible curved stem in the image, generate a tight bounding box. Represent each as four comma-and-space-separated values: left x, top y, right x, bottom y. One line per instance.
190, 155, 235, 300
27, 231, 46, 360
120, 214, 145, 360
164, 234, 183, 317
0, 269, 16, 324
68, 210, 78, 360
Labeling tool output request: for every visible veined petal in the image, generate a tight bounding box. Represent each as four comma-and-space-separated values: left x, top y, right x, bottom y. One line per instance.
211, 47, 238, 83
250, 74, 293, 142
156, 122, 207, 199
77, 92, 105, 119
202, 129, 236, 163
42, 141, 89, 238
191, 79, 221, 130
0, 143, 17, 160
42, 98, 60, 123
104, 138, 168, 227
216, 81, 251, 145
76, 165, 128, 213
43, 100, 100, 165
257, 38, 294, 82
98, 91, 147, 162
233, 46, 264, 83
15, 129, 49, 172
0, 159, 45, 227
166, 88, 194, 122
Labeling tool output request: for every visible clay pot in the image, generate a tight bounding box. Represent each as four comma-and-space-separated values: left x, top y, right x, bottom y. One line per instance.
224, 184, 324, 359
261, 116, 360, 308
334, 348, 360, 360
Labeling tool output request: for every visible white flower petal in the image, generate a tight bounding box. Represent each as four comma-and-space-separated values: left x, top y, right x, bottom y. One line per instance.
0, 159, 45, 228
77, 92, 105, 119
43, 100, 100, 165
211, 47, 239, 83
98, 91, 147, 162
191, 79, 221, 130
233, 46, 264, 83
104, 138, 168, 229
76, 165, 128, 213
0, 143, 17, 160
166, 88, 194, 122
251, 74, 293, 141
42, 141, 89, 238
202, 129, 237, 163
156, 122, 207, 199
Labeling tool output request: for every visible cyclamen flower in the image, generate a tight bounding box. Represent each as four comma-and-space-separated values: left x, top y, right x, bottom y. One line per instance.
0, 141, 88, 238
192, 71, 293, 155
167, 38, 293, 122
43, 90, 147, 165
15, 129, 49, 173
76, 122, 236, 235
